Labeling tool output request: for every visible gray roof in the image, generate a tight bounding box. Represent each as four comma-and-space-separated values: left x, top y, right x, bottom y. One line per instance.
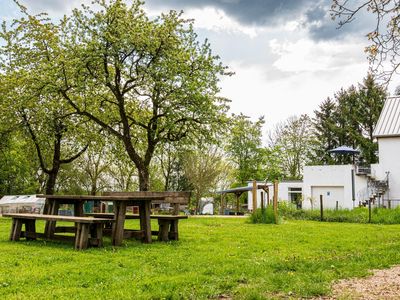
373, 97, 400, 138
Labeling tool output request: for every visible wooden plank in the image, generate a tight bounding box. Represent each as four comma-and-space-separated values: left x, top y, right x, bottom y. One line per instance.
21, 232, 76, 242
2, 213, 113, 223
123, 229, 145, 239
54, 226, 76, 233
86, 213, 187, 220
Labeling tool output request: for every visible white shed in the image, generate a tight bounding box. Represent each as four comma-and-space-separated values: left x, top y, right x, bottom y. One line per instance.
0, 195, 45, 214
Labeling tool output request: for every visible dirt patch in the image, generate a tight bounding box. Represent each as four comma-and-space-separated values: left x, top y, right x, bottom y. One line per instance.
316, 265, 400, 299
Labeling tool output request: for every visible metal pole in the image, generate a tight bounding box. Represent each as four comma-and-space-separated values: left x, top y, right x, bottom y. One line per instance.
320, 195, 324, 221
368, 199, 372, 223
351, 169, 355, 208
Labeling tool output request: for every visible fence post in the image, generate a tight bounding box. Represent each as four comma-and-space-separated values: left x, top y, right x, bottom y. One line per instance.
336, 201, 338, 211
320, 195, 324, 221
273, 180, 278, 224
368, 199, 372, 223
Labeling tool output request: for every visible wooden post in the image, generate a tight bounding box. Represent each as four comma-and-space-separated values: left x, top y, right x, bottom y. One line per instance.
320, 195, 324, 221
261, 191, 265, 222
336, 201, 338, 211
368, 199, 372, 223
273, 180, 278, 224
235, 193, 240, 215
252, 180, 257, 212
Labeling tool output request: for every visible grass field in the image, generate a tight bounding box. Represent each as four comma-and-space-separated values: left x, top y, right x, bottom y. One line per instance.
1, 217, 400, 299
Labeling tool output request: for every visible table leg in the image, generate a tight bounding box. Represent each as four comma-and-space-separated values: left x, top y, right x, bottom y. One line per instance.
44, 200, 59, 238
112, 201, 127, 246
139, 201, 152, 243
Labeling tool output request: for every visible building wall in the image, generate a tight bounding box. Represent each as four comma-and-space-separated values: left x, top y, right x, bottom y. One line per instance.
247, 181, 303, 210
302, 165, 368, 209
375, 137, 400, 200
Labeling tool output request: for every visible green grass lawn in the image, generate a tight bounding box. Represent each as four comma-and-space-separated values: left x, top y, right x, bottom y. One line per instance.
1, 217, 400, 299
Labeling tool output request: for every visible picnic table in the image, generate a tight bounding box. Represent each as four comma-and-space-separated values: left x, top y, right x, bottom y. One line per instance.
38, 192, 190, 246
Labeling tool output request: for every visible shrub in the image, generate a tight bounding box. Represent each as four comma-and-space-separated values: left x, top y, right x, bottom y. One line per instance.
249, 207, 276, 224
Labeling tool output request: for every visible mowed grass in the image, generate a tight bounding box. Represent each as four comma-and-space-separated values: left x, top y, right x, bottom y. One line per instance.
1, 217, 400, 299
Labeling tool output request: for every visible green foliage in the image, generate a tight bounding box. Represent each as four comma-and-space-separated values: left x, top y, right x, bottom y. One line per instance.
0, 0, 231, 191
225, 114, 266, 184
279, 202, 400, 224
0, 132, 39, 194
313, 74, 386, 165
249, 207, 276, 224
3, 217, 400, 298
268, 114, 316, 179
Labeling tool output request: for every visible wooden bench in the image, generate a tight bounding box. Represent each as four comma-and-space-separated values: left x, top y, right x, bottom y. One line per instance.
2, 213, 113, 250
86, 213, 188, 242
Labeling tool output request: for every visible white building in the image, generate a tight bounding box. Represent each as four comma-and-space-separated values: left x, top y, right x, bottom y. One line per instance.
249, 97, 400, 210
247, 180, 303, 210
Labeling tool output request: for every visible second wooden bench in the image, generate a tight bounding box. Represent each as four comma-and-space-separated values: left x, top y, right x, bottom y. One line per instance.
3, 213, 112, 250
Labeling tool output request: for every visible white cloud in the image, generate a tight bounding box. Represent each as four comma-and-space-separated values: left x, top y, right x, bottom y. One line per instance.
146, 5, 262, 38
269, 38, 366, 73
219, 59, 369, 137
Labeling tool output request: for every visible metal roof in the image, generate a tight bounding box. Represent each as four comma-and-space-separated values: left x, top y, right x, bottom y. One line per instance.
216, 184, 269, 194
373, 97, 400, 137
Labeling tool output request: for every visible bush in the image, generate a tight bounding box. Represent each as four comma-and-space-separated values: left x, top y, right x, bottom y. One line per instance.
278, 202, 400, 224
249, 207, 276, 224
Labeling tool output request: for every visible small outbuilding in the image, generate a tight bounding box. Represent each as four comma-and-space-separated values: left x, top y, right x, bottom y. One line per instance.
0, 195, 45, 214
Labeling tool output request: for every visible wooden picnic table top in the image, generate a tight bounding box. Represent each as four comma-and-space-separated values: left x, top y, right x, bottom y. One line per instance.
37, 191, 190, 202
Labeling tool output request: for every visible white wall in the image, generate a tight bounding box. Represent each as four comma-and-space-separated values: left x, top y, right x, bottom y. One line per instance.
247, 181, 303, 210
302, 165, 368, 209
376, 137, 400, 200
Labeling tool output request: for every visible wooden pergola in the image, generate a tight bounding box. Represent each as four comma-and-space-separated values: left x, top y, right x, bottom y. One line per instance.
217, 181, 270, 214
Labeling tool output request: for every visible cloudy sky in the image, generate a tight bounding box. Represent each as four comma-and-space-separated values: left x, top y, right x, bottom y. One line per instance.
1, 0, 396, 134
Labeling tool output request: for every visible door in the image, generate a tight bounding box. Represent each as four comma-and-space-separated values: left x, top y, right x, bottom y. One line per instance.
311, 186, 344, 209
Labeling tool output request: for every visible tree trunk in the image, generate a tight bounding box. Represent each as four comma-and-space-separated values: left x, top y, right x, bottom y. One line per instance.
45, 170, 58, 195
138, 167, 150, 191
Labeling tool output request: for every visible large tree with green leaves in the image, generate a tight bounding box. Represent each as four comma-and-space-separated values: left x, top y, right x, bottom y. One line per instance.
1, 0, 230, 191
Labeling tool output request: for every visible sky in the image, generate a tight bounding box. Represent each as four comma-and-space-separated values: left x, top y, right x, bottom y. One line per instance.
1, 0, 398, 135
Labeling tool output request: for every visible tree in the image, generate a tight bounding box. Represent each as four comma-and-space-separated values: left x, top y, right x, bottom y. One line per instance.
354, 74, 386, 163
225, 114, 266, 184
1, 0, 230, 191
313, 74, 386, 165
331, 0, 400, 82
268, 115, 315, 179
182, 146, 230, 214
313, 98, 339, 164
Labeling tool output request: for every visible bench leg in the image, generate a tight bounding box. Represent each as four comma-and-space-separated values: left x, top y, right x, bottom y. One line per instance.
158, 220, 170, 242
75, 223, 90, 250
10, 218, 23, 241
25, 219, 37, 240
169, 220, 179, 241
89, 223, 104, 247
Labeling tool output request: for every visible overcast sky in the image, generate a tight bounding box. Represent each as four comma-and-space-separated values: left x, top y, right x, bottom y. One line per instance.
1, 0, 397, 136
